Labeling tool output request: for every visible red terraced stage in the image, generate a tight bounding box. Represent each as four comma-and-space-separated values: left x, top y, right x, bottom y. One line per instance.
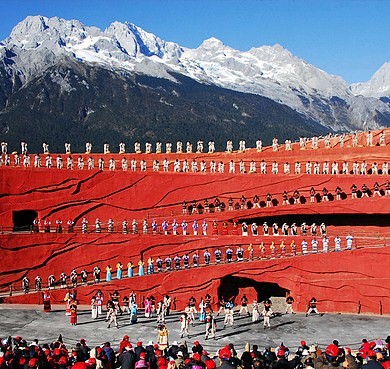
1, 130, 390, 314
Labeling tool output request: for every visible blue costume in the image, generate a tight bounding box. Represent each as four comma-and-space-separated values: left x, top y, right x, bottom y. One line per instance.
193, 253, 199, 267
204, 251, 211, 265
215, 249, 222, 264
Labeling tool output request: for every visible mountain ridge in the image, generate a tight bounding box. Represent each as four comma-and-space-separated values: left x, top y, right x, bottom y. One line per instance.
1, 15, 390, 152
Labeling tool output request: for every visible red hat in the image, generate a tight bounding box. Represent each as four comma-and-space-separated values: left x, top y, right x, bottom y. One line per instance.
16, 336, 22, 340
58, 357, 67, 365
140, 353, 146, 359
155, 350, 162, 356
194, 341, 200, 345
367, 350, 377, 357
277, 350, 285, 357
325, 344, 339, 360
80, 339, 86, 344
219, 347, 231, 360
88, 358, 96, 365
157, 358, 166, 366
301, 341, 306, 346
44, 350, 50, 356
126, 343, 132, 349
123, 335, 129, 340
202, 351, 208, 356
137, 342, 143, 346
29, 359, 38, 368
205, 360, 216, 369
193, 353, 201, 361
153, 344, 159, 350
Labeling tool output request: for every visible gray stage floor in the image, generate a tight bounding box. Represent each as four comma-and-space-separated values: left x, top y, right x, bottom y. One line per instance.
0, 305, 389, 356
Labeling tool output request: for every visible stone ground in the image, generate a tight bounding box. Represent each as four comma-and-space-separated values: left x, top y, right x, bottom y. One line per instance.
1, 305, 390, 356
0, 305, 390, 354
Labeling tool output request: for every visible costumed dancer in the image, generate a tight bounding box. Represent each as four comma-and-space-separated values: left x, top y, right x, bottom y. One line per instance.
262, 302, 273, 329
91, 296, 98, 319
130, 300, 138, 324
143, 219, 148, 234
205, 311, 217, 340
56, 218, 63, 233
212, 220, 218, 235
96, 290, 103, 316
156, 301, 166, 324
223, 300, 234, 328
180, 313, 191, 338
95, 218, 101, 233
239, 294, 250, 316
138, 260, 145, 276
116, 262, 123, 280
43, 291, 51, 312
147, 257, 154, 275
64, 290, 74, 316
122, 295, 130, 315
158, 324, 168, 350
252, 300, 260, 322
93, 266, 101, 283
70, 300, 78, 326
122, 219, 128, 234
144, 297, 152, 318
199, 298, 206, 321
222, 220, 228, 235
106, 265, 112, 282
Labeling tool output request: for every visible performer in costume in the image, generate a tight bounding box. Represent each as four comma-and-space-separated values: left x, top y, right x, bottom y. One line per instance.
91, 296, 98, 319
106, 265, 112, 281
222, 221, 228, 235
43, 291, 51, 312
64, 290, 74, 316
127, 261, 134, 277
96, 290, 103, 316
158, 324, 168, 350
130, 300, 138, 323
212, 220, 218, 235
70, 300, 78, 325
138, 260, 145, 276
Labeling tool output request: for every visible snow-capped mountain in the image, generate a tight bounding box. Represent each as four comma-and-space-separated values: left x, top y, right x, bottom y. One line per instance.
1, 15, 390, 132
351, 62, 390, 98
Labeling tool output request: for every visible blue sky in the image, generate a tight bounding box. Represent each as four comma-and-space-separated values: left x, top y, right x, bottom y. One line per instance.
0, 0, 389, 84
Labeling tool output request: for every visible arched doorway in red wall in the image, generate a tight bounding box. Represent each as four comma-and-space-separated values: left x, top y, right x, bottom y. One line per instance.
217, 275, 288, 304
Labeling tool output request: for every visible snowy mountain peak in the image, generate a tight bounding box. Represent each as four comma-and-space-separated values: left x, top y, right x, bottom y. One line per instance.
1, 15, 390, 132
105, 20, 182, 60
351, 62, 390, 98
198, 37, 225, 50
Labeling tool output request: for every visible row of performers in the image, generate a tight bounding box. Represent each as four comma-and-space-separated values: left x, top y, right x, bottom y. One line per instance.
32, 216, 328, 237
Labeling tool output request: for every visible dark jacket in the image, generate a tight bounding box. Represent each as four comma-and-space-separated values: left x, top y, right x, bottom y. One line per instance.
272, 358, 292, 369
117, 351, 137, 369
362, 360, 385, 369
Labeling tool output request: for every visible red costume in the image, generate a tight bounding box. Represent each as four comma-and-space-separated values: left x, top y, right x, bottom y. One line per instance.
43, 291, 51, 312
222, 221, 228, 236
70, 302, 77, 325
212, 221, 218, 235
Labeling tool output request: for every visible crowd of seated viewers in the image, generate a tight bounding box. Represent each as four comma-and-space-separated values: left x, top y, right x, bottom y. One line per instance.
1, 334, 390, 369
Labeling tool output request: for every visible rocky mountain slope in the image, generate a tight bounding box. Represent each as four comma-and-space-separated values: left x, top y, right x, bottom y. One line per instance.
0, 15, 389, 152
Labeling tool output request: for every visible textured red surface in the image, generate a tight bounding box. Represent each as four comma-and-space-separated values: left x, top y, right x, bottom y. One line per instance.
1, 130, 390, 314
